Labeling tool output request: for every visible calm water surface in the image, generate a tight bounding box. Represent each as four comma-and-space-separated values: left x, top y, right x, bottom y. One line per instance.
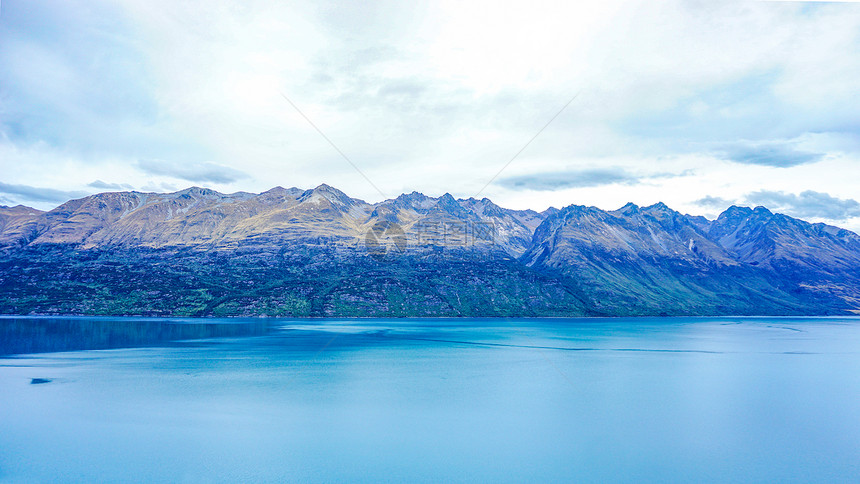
1, 316, 859, 483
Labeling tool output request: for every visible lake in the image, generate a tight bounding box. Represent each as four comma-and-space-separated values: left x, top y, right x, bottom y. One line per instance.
1, 316, 859, 483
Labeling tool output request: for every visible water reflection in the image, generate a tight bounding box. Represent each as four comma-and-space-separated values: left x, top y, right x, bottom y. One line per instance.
2, 317, 860, 482
0, 316, 268, 356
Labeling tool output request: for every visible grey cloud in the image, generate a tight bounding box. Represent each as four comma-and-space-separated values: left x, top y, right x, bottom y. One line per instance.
497, 168, 687, 191
88, 180, 134, 191
0, 181, 88, 203
136, 160, 249, 184
695, 195, 734, 208
745, 190, 860, 220
720, 141, 825, 168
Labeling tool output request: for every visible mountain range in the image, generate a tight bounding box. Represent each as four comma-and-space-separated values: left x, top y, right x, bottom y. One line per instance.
1, 184, 859, 317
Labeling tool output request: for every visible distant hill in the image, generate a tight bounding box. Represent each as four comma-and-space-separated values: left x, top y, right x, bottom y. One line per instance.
1, 185, 858, 317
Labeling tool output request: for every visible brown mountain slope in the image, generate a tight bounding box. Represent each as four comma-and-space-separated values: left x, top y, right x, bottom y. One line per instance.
0, 185, 546, 256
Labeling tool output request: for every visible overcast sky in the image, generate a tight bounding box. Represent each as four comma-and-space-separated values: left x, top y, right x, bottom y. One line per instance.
2, 0, 859, 231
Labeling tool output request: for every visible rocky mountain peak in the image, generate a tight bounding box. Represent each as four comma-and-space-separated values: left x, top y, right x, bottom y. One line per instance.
377, 191, 433, 214
558, 204, 600, 220
458, 196, 507, 218
718, 205, 754, 220
645, 202, 671, 212
541, 207, 560, 217
752, 206, 773, 215
395, 191, 432, 204
174, 186, 221, 198
616, 202, 640, 214
298, 183, 355, 207
433, 193, 466, 214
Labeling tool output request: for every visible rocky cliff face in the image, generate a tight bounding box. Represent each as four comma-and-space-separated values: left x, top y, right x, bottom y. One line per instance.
522, 202, 860, 315
708, 205, 860, 270
1, 186, 859, 316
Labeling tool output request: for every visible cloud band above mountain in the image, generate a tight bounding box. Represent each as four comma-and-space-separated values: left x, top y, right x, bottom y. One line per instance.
497, 168, 689, 191
136, 159, 249, 184
718, 141, 825, 168
0, 181, 89, 204
745, 190, 860, 221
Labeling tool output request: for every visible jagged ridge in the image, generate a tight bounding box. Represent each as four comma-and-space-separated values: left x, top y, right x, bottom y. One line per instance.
1, 185, 859, 316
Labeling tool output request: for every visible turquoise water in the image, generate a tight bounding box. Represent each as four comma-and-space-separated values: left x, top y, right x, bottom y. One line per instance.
1, 317, 859, 483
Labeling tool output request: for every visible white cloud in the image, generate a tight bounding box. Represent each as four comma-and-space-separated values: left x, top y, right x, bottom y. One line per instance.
136, 159, 249, 184
0, 0, 858, 232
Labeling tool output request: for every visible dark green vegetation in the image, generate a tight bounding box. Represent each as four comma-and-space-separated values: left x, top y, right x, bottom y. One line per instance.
1, 186, 859, 316
0, 246, 586, 317
0, 240, 854, 317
